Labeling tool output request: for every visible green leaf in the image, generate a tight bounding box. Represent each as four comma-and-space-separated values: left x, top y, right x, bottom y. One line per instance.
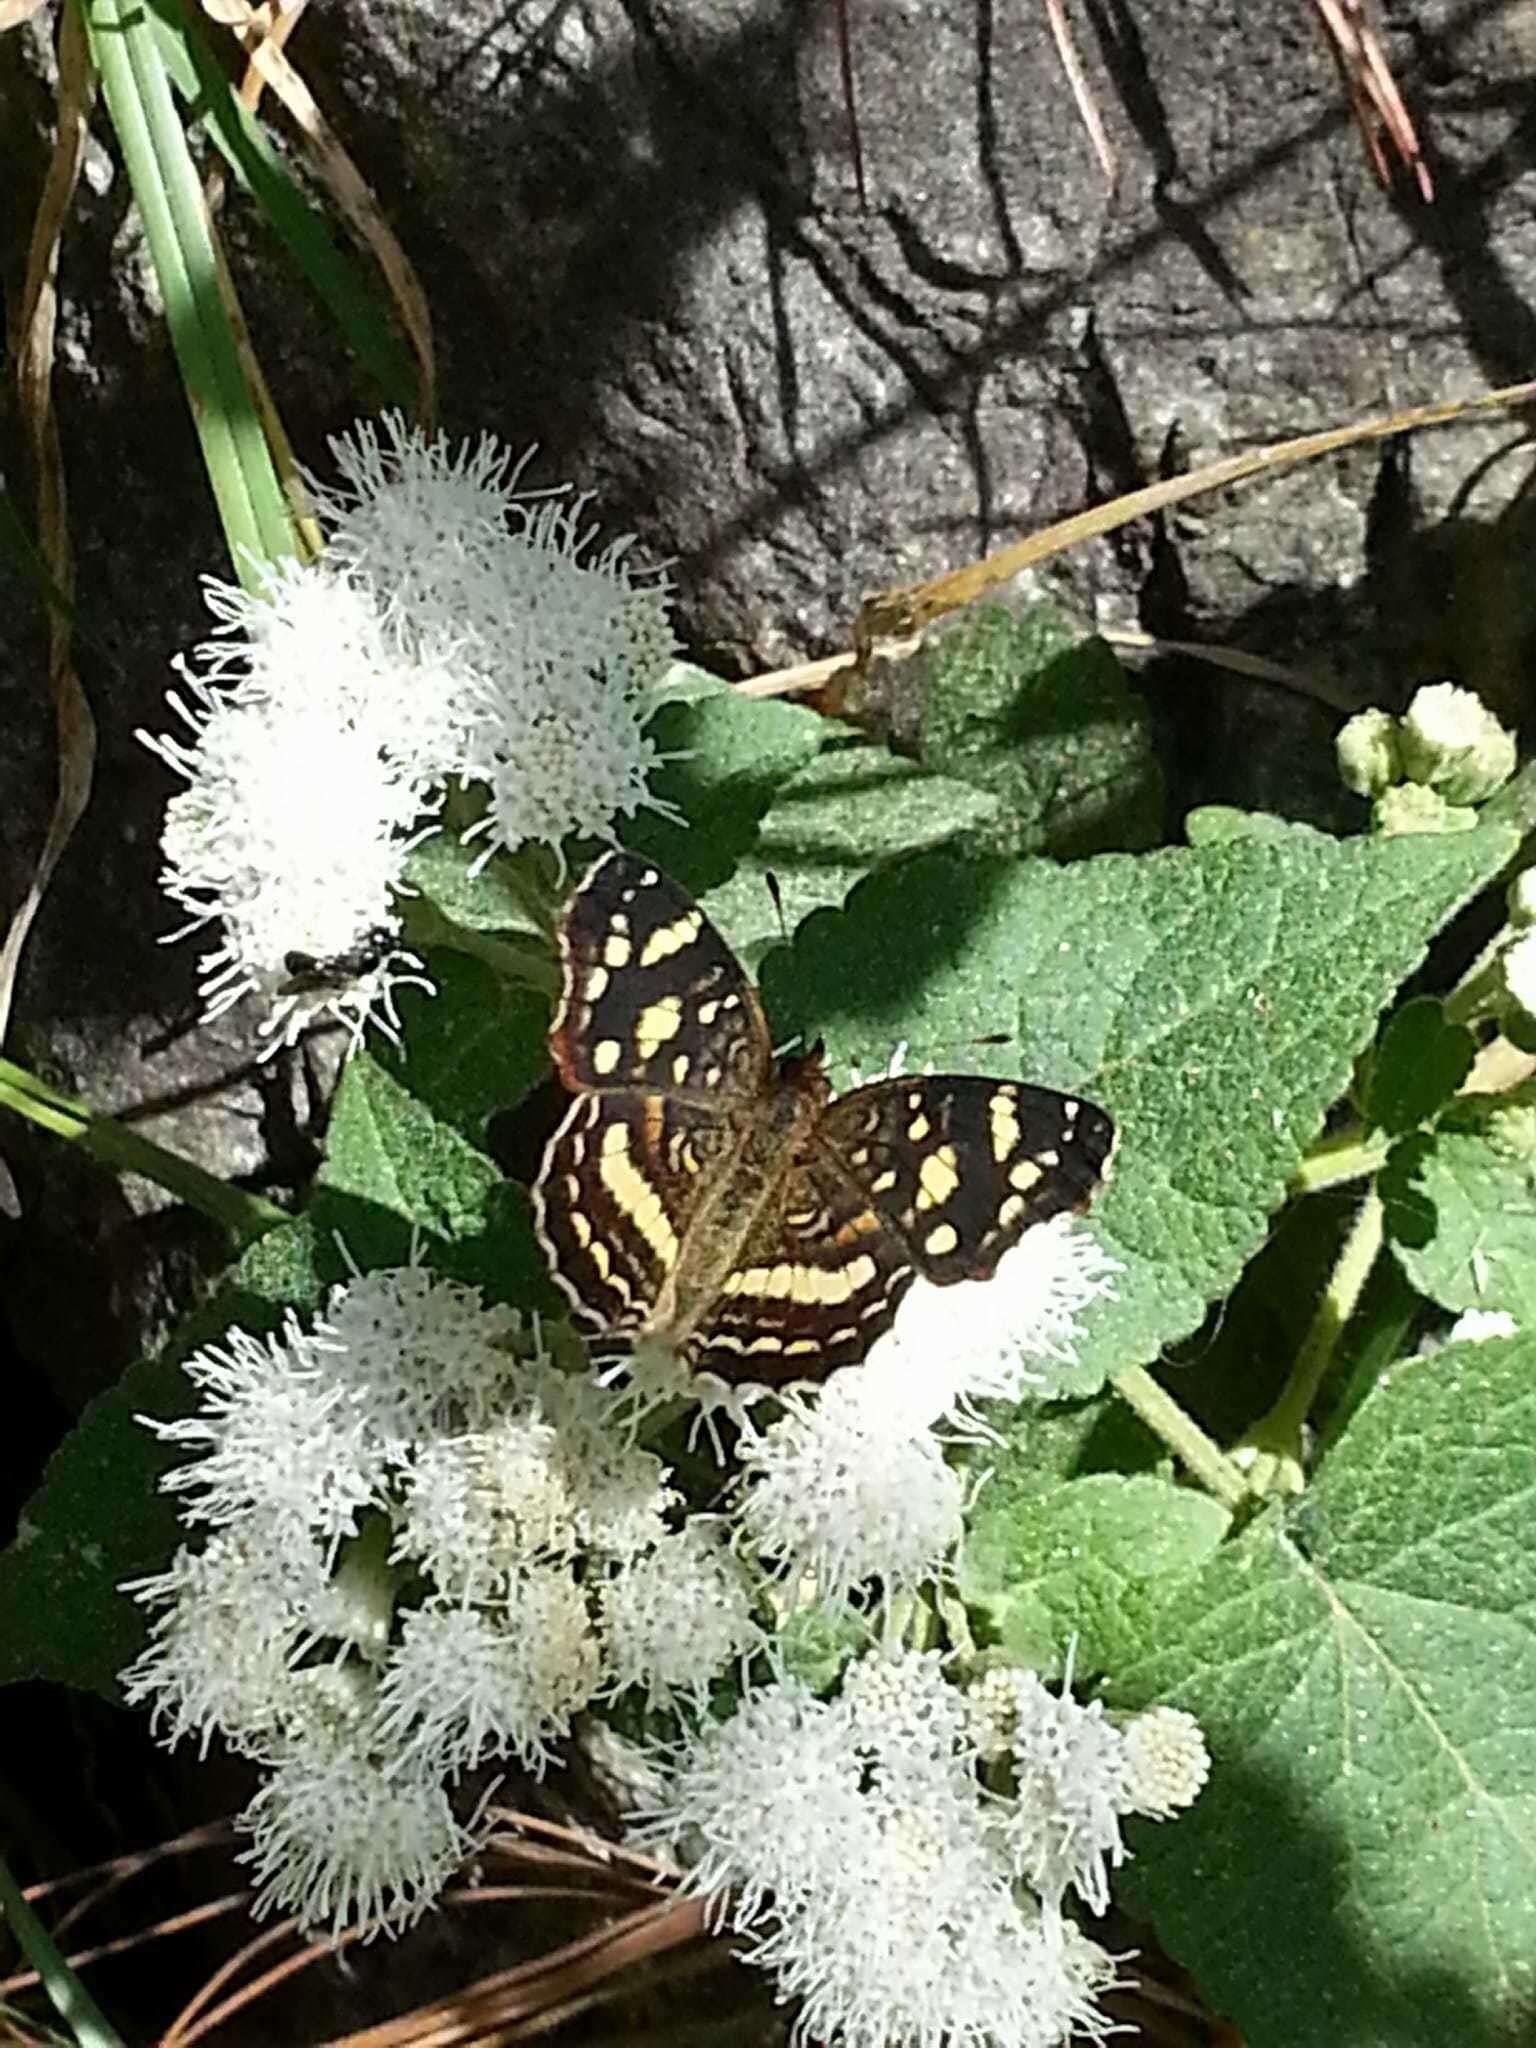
959, 1471, 1228, 1677
1364, 997, 1477, 1136
388, 952, 551, 1148
1381, 1089, 1536, 1320
624, 685, 828, 896
768, 822, 1515, 1394
403, 835, 541, 935
82, 0, 296, 581
701, 732, 999, 967
317, 1051, 557, 1312
919, 603, 1162, 856
146, 0, 414, 403
1104, 1335, 1536, 2048
1185, 805, 1331, 847
0, 1216, 332, 1699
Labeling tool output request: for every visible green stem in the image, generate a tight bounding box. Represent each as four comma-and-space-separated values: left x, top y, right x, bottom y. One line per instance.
0, 1849, 125, 2048
1292, 1124, 1390, 1195
399, 895, 558, 998
1443, 939, 1507, 1029
0, 1058, 287, 1246
1235, 1188, 1384, 1495
1111, 1364, 1250, 1511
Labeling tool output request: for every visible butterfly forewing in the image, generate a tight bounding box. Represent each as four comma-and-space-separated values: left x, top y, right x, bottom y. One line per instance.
548, 854, 771, 1098
815, 1076, 1115, 1284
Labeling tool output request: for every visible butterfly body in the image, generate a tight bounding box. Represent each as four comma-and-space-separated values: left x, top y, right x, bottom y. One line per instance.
533, 853, 1114, 1385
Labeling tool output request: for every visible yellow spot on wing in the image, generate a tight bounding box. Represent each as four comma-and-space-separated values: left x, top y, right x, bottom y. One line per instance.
584, 965, 610, 1001
598, 1123, 678, 1270
639, 908, 704, 968
593, 1039, 623, 1076
635, 997, 684, 1057
906, 1113, 931, 1142
915, 1145, 960, 1210
989, 1089, 1021, 1165
1010, 1158, 1043, 1193
924, 1221, 959, 1256
602, 933, 631, 968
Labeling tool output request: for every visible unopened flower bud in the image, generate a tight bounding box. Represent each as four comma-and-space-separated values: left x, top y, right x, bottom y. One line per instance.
1398, 682, 1516, 804
1336, 706, 1402, 797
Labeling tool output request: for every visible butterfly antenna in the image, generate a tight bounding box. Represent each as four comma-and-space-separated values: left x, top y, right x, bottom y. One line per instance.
764, 869, 789, 945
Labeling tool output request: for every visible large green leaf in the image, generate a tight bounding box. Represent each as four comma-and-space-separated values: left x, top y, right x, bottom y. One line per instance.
1103, 1334, 1536, 2048
701, 731, 999, 968
958, 1470, 1228, 1677
768, 822, 1515, 1393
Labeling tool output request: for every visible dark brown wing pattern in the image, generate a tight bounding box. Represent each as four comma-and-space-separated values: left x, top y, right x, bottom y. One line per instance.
816, 1075, 1115, 1282
547, 852, 770, 1099
534, 1090, 741, 1341
683, 1147, 916, 1383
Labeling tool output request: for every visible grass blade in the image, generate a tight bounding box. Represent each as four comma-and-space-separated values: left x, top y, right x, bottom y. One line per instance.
79, 0, 298, 583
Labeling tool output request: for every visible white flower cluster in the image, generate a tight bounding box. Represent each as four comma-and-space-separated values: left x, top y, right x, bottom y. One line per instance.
142, 417, 677, 1052
122, 1265, 758, 1937
641, 1648, 1207, 2048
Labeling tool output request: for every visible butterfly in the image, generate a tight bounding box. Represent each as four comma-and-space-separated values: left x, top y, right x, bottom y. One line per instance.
532, 853, 1114, 1385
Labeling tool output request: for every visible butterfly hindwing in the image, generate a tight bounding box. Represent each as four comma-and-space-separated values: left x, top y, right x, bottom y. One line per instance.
814, 1075, 1115, 1285
548, 852, 771, 1099
533, 1090, 741, 1338
685, 1151, 916, 1383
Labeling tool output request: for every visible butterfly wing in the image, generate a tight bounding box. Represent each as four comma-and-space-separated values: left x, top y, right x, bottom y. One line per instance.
817, 1075, 1115, 1283
536, 852, 770, 1342
673, 1077, 1112, 1384
548, 851, 771, 1098
535, 1090, 742, 1340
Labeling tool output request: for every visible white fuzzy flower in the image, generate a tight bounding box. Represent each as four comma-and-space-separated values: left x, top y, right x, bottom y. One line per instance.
638, 1651, 1120, 2048
1398, 680, 1517, 804
145, 620, 431, 1052
120, 1524, 324, 1755
453, 496, 678, 861
598, 1523, 761, 1707
147, 417, 680, 1055
314, 414, 680, 863
239, 1674, 466, 1938
314, 1265, 533, 1450
146, 1316, 383, 1552
735, 1368, 963, 1601
1447, 1306, 1519, 1344
375, 1573, 601, 1778
307, 413, 539, 643
395, 1416, 578, 1600
993, 1666, 1134, 1915
870, 1215, 1120, 1426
